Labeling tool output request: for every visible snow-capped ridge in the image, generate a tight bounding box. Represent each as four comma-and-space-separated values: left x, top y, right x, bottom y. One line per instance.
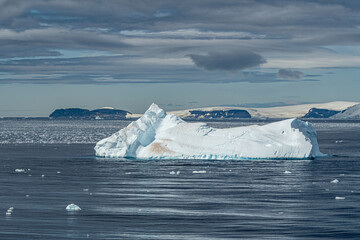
95, 104, 324, 160
331, 104, 360, 119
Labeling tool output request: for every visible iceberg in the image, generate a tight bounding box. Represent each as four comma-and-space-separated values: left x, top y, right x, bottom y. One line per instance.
95, 103, 324, 160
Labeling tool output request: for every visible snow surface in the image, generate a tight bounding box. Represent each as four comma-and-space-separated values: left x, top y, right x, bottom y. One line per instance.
331, 104, 360, 119
95, 103, 324, 160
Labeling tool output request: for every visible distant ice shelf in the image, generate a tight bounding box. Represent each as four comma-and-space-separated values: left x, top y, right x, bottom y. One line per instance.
94, 103, 325, 160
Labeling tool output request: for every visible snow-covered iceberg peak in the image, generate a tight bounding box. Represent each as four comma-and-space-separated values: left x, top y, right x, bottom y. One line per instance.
95, 103, 324, 160
95, 103, 169, 158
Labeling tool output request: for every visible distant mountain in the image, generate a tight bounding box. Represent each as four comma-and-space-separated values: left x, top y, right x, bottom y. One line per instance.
169, 101, 358, 119
302, 108, 340, 118
49, 101, 359, 120
187, 109, 251, 119
331, 104, 360, 119
49, 108, 131, 119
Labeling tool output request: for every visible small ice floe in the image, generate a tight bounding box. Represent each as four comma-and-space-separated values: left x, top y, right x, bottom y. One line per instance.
284, 170, 292, 174
6, 207, 14, 216
331, 179, 339, 184
41, 174, 45, 178
169, 171, 176, 175
83, 189, 89, 192
57, 171, 61, 174
192, 170, 206, 174
66, 203, 81, 211
15, 169, 26, 173
335, 196, 345, 200
26, 194, 30, 198
335, 140, 344, 144
176, 171, 180, 175
125, 172, 131, 175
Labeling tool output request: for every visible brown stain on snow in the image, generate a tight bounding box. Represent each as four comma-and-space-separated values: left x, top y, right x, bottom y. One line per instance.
149, 142, 175, 154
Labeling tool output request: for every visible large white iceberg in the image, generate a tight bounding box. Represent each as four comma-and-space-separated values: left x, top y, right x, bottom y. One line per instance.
95, 103, 324, 160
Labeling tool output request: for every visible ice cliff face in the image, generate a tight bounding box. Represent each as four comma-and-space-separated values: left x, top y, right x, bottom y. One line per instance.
95, 103, 324, 160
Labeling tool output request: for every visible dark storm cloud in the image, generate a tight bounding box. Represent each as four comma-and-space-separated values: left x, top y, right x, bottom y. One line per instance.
277, 69, 305, 80
188, 50, 266, 71
0, 0, 360, 84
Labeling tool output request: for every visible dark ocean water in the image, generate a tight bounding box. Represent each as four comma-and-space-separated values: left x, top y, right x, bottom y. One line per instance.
0, 119, 360, 239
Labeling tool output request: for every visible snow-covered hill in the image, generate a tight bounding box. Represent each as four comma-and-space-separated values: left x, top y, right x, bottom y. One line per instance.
331, 104, 360, 119
166, 101, 358, 119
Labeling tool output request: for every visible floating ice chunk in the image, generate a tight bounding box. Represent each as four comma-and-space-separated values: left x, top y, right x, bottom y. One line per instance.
83, 189, 89, 192
15, 169, 26, 173
26, 195, 30, 198
335, 140, 344, 143
66, 203, 81, 211
193, 170, 206, 174
176, 171, 180, 175
284, 170, 292, 174
95, 103, 324, 160
335, 196, 345, 200
331, 179, 339, 183
169, 171, 176, 175
6, 207, 14, 216
41, 174, 45, 178
57, 171, 61, 174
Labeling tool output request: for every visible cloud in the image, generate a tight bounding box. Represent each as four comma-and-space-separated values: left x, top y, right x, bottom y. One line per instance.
277, 69, 305, 80
0, 56, 282, 84
0, 0, 360, 84
188, 50, 266, 71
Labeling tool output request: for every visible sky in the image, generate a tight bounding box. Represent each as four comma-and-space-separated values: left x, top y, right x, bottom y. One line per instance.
0, 0, 360, 116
